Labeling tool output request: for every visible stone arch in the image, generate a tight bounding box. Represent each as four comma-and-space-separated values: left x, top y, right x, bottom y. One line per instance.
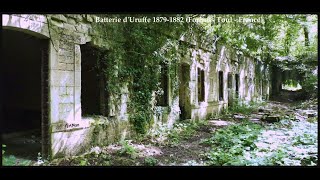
2, 14, 52, 159
2, 14, 50, 39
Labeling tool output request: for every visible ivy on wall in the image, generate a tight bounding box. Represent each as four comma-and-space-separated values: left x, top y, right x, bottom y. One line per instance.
91, 14, 195, 134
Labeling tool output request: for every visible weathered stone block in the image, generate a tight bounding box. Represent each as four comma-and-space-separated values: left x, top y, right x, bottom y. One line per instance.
59, 86, 67, 95
64, 23, 76, 31
58, 55, 74, 64
51, 70, 74, 86
74, 15, 83, 21
60, 94, 73, 103
2, 15, 49, 38
50, 86, 60, 123
66, 63, 74, 71
87, 15, 94, 22
74, 87, 81, 104
66, 87, 74, 95
50, 19, 64, 28
59, 103, 73, 113
59, 47, 74, 56
75, 104, 81, 121
59, 41, 74, 50
75, 71, 81, 87
60, 33, 76, 43
75, 24, 90, 33
51, 128, 90, 158
59, 105, 74, 121
67, 18, 76, 25
74, 44, 81, 71
263, 116, 280, 123
21, 14, 47, 23
51, 14, 67, 23
57, 62, 67, 70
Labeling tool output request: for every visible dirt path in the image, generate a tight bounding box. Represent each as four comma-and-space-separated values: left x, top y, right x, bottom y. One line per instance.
155, 125, 213, 166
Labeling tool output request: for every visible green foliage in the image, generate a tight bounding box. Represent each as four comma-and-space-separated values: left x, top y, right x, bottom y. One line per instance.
92, 14, 192, 134
203, 118, 318, 166
2, 144, 5, 155
90, 14, 317, 134
75, 153, 111, 166
2, 155, 32, 166
118, 140, 137, 159
144, 157, 158, 166
293, 134, 316, 146
300, 73, 317, 98
226, 98, 263, 116
202, 121, 262, 165
147, 120, 207, 146
167, 122, 199, 146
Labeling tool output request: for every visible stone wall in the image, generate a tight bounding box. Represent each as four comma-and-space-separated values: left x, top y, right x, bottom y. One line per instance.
2, 14, 130, 158
2, 14, 271, 159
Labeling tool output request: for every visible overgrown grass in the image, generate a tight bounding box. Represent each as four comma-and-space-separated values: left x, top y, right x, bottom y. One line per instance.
223, 99, 267, 117
201, 120, 262, 165
147, 120, 208, 146
202, 117, 318, 166
2, 144, 33, 166
144, 157, 158, 166
117, 140, 138, 159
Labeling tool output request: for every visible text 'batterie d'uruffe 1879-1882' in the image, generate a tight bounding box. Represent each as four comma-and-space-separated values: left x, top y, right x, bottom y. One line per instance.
95, 16, 265, 24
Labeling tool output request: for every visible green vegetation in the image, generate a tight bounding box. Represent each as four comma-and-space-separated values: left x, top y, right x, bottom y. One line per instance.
201, 119, 317, 166
201, 120, 263, 165
92, 14, 193, 134
224, 99, 266, 116
118, 140, 138, 159
147, 120, 207, 146
144, 157, 158, 166
2, 144, 5, 156
2, 155, 32, 166
88, 14, 317, 135
301, 73, 317, 98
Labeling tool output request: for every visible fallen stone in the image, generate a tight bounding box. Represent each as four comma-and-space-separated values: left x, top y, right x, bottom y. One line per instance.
262, 116, 281, 123
307, 113, 316, 118
208, 120, 232, 127
234, 115, 246, 120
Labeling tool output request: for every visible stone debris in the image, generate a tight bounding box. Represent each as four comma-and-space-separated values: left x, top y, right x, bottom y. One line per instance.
233, 115, 246, 120
262, 116, 281, 123
208, 120, 233, 127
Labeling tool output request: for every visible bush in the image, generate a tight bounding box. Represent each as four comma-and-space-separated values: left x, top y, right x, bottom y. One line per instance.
300, 73, 317, 98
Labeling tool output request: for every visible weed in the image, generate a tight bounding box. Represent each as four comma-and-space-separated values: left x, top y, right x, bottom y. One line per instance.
203, 121, 262, 165
2, 144, 5, 156
144, 157, 158, 166
118, 140, 137, 159
2, 155, 32, 166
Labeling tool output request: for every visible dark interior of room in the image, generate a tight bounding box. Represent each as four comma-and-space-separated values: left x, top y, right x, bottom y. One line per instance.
81, 43, 104, 116
1, 29, 44, 159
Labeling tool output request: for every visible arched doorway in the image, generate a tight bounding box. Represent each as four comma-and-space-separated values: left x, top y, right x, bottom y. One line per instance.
179, 63, 191, 120
1, 28, 50, 161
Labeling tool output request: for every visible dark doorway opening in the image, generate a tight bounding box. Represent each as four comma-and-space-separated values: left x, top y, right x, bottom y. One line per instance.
198, 68, 205, 102
219, 71, 224, 101
227, 73, 233, 107
1, 29, 49, 161
235, 74, 240, 98
81, 43, 108, 116
179, 64, 191, 120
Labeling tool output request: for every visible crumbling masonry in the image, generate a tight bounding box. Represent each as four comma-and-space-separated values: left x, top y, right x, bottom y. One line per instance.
1, 14, 271, 158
